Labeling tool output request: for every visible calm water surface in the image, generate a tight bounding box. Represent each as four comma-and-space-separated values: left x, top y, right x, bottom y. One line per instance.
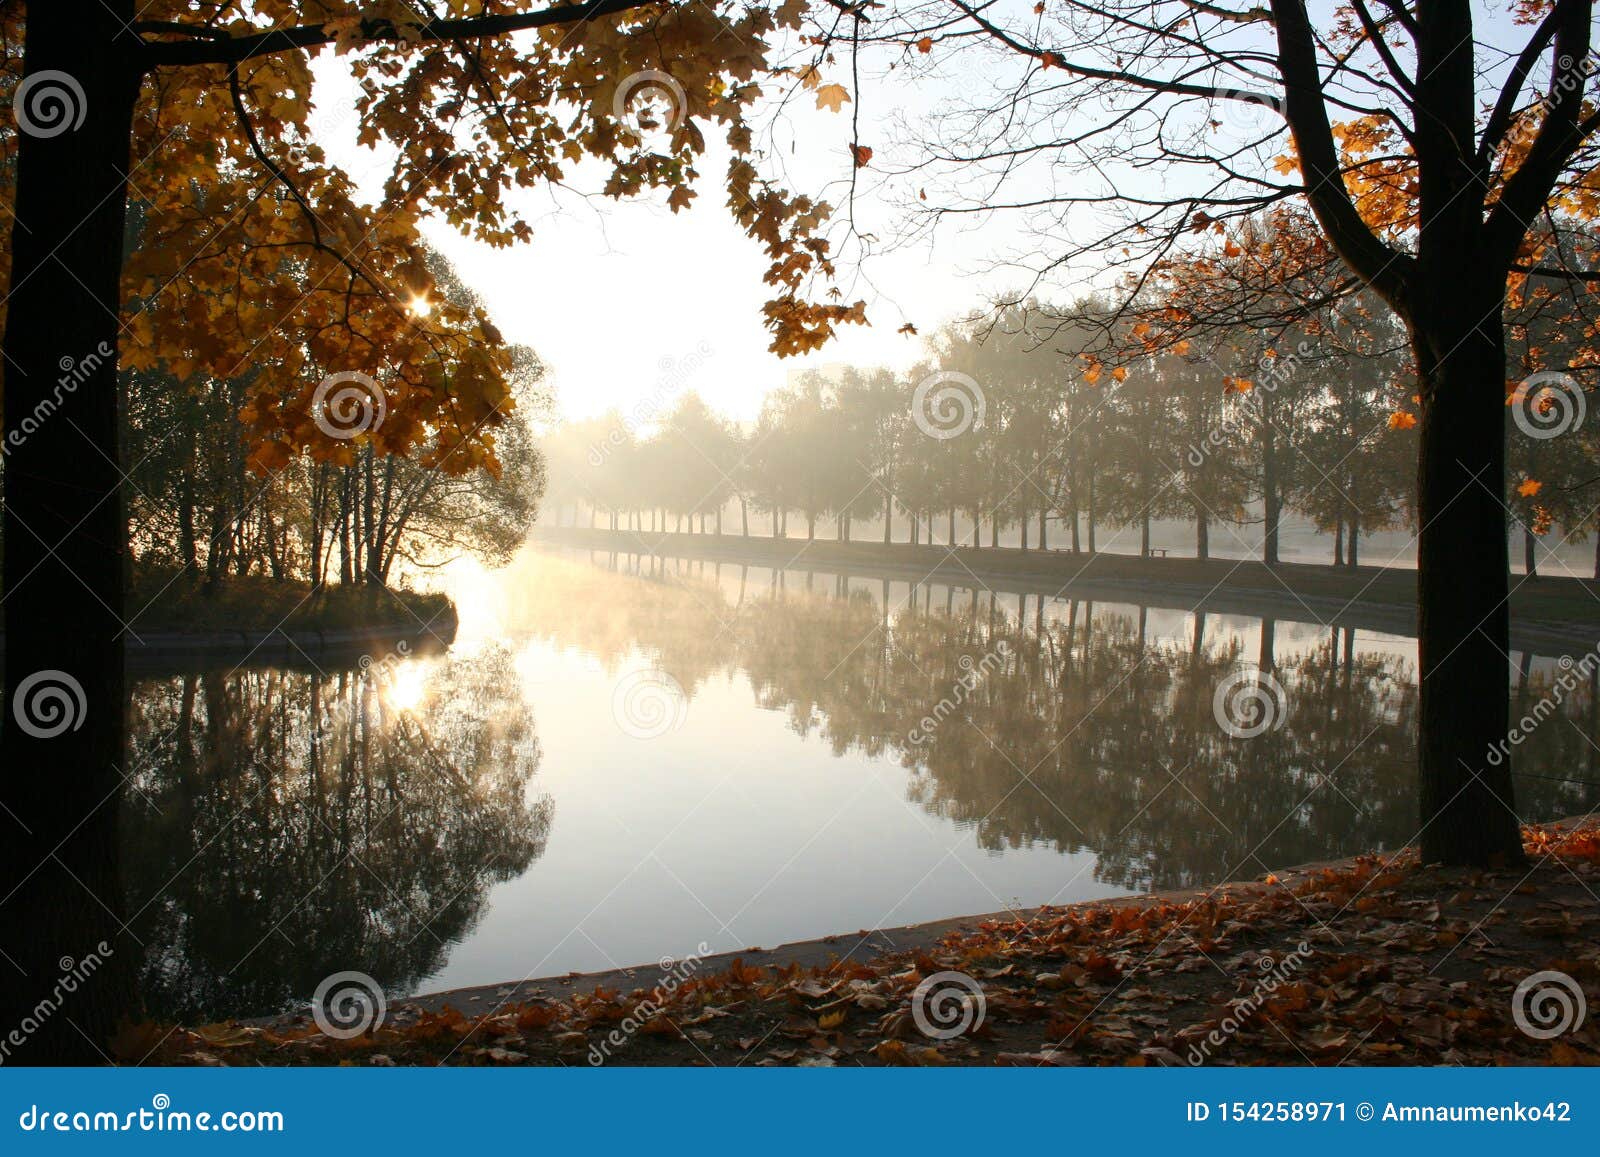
122, 548, 1600, 1020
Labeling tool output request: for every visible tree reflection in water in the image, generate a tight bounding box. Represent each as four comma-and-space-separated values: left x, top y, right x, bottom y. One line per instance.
121, 646, 550, 1022
118, 554, 1600, 1021
514, 550, 1600, 892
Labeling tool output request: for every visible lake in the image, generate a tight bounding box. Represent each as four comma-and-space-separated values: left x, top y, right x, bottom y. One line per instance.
121, 547, 1600, 1021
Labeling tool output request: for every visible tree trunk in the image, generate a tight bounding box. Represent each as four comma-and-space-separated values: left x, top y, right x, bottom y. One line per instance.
1038, 507, 1048, 551
882, 489, 892, 544
1262, 406, 1281, 565
1086, 477, 1097, 552
0, 2, 143, 1062
1523, 523, 1537, 578
1333, 518, 1344, 566
1413, 308, 1522, 865
1347, 510, 1360, 568
1020, 511, 1029, 552
1195, 507, 1209, 560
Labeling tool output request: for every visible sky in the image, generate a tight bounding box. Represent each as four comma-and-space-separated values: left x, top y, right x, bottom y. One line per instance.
312, 46, 1035, 427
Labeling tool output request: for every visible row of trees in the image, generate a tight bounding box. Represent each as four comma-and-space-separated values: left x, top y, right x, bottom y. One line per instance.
542, 287, 1597, 575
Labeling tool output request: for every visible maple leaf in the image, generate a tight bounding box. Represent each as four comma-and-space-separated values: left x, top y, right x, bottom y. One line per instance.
815, 83, 851, 113
897, 322, 918, 335
916, 37, 934, 54
1517, 478, 1543, 497
1388, 411, 1418, 430
851, 144, 874, 168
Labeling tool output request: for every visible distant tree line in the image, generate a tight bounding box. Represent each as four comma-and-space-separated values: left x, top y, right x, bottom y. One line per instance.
541, 295, 1599, 576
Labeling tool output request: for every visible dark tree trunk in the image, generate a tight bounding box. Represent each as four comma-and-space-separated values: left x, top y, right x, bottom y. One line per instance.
1347, 510, 1360, 568
0, 2, 143, 1062
1413, 299, 1523, 866
1262, 404, 1281, 565
1333, 518, 1344, 566
882, 490, 892, 544
1086, 477, 1096, 552
1523, 523, 1537, 578
1195, 507, 1209, 560
1038, 507, 1047, 551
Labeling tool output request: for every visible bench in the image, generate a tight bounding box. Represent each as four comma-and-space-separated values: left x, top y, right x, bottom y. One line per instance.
1149, 548, 1169, 559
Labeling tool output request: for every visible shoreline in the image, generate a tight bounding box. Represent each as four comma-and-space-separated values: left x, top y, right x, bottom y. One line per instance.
210, 816, 1599, 1069
535, 526, 1600, 654
396, 851, 1357, 1016
0, 612, 457, 673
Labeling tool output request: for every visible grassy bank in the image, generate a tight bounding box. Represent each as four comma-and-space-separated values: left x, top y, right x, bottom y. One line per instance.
128, 572, 456, 635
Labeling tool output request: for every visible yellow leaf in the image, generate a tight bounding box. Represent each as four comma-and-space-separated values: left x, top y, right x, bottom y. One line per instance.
815, 84, 851, 113
818, 1010, 846, 1029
